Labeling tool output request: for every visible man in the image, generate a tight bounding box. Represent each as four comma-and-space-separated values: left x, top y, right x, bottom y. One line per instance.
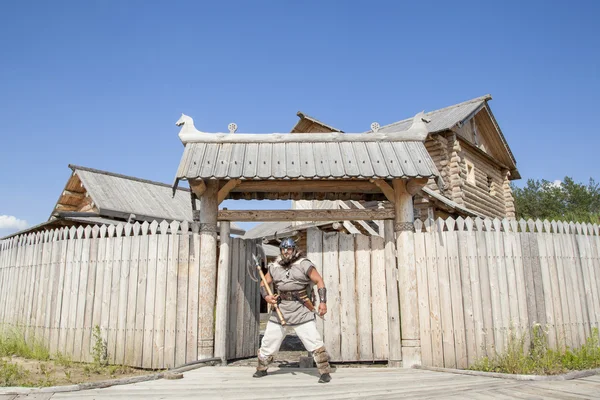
253, 237, 332, 383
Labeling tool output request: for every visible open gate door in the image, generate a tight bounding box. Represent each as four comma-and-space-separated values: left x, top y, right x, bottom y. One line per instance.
225, 238, 261, 360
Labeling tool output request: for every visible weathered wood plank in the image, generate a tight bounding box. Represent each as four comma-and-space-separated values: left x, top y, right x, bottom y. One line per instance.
424, 219, 443, 366
446, 219, 467, 369
217, 209, 394, 222
175, 222, 190, 367
414, 221, 432, 366
338, 233, 358, 361
153, 221, 170, 368
355, 234, 373, 361
322, 232, 341, 361
164, 222, 180, 368
384, 221, 402, 367
370, 235, 388, 360
436, 219, 456, 367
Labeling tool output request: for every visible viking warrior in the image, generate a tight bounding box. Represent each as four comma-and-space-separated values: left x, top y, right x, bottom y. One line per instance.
253, 237, 332, 383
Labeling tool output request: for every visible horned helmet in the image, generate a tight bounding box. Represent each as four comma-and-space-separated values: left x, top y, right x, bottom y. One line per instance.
279, 237, 297, 262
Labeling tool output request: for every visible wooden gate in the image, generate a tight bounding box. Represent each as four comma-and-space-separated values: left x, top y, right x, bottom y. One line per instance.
306, 228, 390, 362
225, 238, 261, 360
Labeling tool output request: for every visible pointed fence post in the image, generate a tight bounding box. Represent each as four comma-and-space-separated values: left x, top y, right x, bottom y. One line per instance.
215, 215, 231, 364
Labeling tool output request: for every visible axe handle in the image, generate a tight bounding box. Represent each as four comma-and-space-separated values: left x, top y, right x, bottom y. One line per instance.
257, 265, 286, 325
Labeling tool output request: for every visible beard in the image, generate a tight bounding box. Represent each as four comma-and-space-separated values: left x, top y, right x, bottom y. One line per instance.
279, 250, 301, 267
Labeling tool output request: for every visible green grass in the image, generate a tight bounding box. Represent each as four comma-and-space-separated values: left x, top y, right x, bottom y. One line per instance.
470, 325, 600, 375
0, 328, 49, 361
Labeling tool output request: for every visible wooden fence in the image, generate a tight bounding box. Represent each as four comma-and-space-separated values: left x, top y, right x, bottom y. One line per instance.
2, 216, 600, 369
412, 217, 600, 368
0, 221, 218, 370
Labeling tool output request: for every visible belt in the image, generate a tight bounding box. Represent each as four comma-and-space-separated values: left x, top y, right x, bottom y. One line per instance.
277, 289, 308, 301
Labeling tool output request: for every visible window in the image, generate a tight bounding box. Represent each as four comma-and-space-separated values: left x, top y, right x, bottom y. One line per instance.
465, 160, 475, 185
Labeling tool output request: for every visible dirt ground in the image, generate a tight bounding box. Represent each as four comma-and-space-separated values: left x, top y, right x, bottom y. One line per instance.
1, 356, 151, 387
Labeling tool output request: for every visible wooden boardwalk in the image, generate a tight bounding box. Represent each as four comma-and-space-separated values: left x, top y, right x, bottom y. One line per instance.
2, 367, 599, 399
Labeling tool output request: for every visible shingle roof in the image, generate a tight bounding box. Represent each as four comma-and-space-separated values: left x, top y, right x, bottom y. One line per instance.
377, 95, 491, 134
60, 165, 245, 234
176, 141, 439, 181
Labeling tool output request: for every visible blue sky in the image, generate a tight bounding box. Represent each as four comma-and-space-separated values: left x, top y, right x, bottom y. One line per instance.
1, 0, 599, 236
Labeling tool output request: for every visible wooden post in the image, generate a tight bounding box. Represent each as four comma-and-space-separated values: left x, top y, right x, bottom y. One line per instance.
198, 180, 219, 359
384, 220, 402, 367
393, 179, 421, 367
214, 217, 231, 364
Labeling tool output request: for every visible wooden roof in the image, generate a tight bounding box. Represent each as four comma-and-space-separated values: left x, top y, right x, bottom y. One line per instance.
52, 165, 245, 234
174, 113, 439, 183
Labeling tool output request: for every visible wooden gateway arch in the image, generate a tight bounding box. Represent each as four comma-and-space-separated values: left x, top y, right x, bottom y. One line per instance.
172, 114, 441, 368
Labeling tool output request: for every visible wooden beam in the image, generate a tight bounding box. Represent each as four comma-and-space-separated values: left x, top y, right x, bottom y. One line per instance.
217, 209, 394, 222
189, 179, 207, 197
369, 179, 396, 203
62, 190, 85, 199
406, 178, 429, 196
55, 204, 78, 211
235, 180, 381, 193
217, 179, 241, 204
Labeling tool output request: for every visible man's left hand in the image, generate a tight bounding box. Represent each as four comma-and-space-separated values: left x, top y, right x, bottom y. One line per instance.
318, 303, 327, 316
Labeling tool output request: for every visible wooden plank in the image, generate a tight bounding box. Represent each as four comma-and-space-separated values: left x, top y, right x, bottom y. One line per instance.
217, 209, 395, 222
587, 225, 600, 335
250, 240, 260, 357
242, 239, 253, 357
501, 219, 520, 343
520, 223, 537, 337
115, 224, 131, 366
74, 227, 91, 362
464, 218, 483, 364
414, 220, 432, 365
576, 227, 597, 338
424, 219, 443, 366
565, 223, 586, 345
534, 220, 556, 348
186, 229, 200, 363
436, 219, 456, 368
164, 222, 180, 368
543, 221, 563, 349
370, 235, 388, 360
338, 233, 358, 361
528, 222, 547, 327
100, 226, 115, 359
355, 234, 373, 361
235, 239, 245, 358
383, 221, 402, 367
175, 222, 190, 367
133, 222, 149, 367
511, 220, 529, 342
66, 228, 84, 359
153, 221, 170, 368
90, 226, 107, 361
124, 224, 140, 366
552, 221, 572, 349
482, 219, 503, 355
228, 238, 240, 359
446, 219, 467, 369
56, 228, 73, 355
235, 179, 382, 194
81, 227, 97, 363
217, 179, 242, 204
493, 219, 510, 354
475, 218, 494, 357
322, 232, 341, 361
142, 221, 159, 368
558, 222, 579, 347
306, 228, 324, 336
108, 225, 123, 364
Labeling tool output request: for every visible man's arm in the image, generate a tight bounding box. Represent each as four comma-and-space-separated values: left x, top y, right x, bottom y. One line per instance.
260, 272, 278, 304
308, 267, 327, 316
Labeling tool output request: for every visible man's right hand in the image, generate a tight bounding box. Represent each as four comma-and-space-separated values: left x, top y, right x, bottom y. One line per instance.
265, 294, 279, 305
